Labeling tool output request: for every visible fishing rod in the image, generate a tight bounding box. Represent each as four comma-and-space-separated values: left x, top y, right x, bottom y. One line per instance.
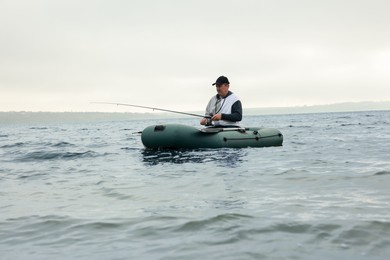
92, 102, 208, 118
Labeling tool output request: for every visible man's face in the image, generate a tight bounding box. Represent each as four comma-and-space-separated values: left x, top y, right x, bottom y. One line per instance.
216, 83, 229, 97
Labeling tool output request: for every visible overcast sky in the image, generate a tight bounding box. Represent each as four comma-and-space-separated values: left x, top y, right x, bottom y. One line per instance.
1, 0, 389, 112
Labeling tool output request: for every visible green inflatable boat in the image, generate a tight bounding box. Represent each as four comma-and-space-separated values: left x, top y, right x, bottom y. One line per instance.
141, 124, 283, 149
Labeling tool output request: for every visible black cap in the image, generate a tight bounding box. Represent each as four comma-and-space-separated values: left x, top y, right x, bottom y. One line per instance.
212, 76, 230, 86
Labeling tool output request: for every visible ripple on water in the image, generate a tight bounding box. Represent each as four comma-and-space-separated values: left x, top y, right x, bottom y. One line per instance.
17, 150, 101, 161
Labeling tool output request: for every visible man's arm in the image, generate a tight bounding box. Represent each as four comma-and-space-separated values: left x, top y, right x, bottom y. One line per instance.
221, 100, 242, 122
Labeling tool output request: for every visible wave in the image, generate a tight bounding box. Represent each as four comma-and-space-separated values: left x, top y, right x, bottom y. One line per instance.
0, 215, 178, 244
1, 142, 25, 148
1, 141, 74, 149
2, 215, 390, 259
17, 150, 100, 161
374, 170, 390, 176
142, 149, 247, 166
1, 214, 253, 244
329, 221, 390, 253
175, 213, 253, 232
120, 147, 141, 151
51, 141, 75, 147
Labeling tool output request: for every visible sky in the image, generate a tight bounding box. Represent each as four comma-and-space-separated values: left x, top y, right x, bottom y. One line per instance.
1, 0, 389, 112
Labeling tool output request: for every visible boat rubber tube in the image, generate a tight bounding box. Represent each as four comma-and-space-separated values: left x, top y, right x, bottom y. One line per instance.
141, 124, 283, 149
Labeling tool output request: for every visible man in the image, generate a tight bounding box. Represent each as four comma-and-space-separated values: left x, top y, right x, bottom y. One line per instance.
200, 76, 242, 126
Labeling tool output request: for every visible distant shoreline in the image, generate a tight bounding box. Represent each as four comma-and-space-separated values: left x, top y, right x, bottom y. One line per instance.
245, 101, 390, 115
1, 101, 389, 124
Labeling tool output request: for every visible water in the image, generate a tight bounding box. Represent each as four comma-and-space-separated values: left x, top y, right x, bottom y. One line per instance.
1, 111, 389, 259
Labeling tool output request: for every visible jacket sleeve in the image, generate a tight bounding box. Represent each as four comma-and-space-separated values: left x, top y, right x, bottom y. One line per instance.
221, 100, 242, 122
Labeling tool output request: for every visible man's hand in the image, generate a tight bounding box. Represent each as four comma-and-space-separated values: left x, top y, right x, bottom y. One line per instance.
211, 114, 222, 121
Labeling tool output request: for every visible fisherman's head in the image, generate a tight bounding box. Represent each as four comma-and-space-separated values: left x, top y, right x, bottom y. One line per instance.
212, 76, 230, 97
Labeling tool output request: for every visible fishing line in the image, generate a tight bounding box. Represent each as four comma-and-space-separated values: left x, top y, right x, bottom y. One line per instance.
92, 102, 209, 118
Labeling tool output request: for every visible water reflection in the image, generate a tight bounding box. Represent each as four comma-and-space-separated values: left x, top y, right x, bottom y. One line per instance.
141, 148, 247, 167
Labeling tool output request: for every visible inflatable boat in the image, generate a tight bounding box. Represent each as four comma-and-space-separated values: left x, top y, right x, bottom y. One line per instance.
141, 124, 283, 149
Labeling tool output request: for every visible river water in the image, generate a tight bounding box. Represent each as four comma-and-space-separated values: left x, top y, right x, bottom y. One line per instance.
1, 111, 389, 259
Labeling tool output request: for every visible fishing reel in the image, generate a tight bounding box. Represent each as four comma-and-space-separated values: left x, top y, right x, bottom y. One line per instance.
205, 116, 213, 126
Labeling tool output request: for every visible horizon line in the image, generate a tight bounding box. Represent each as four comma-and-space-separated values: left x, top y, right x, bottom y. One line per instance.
1, 100, 390, 113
